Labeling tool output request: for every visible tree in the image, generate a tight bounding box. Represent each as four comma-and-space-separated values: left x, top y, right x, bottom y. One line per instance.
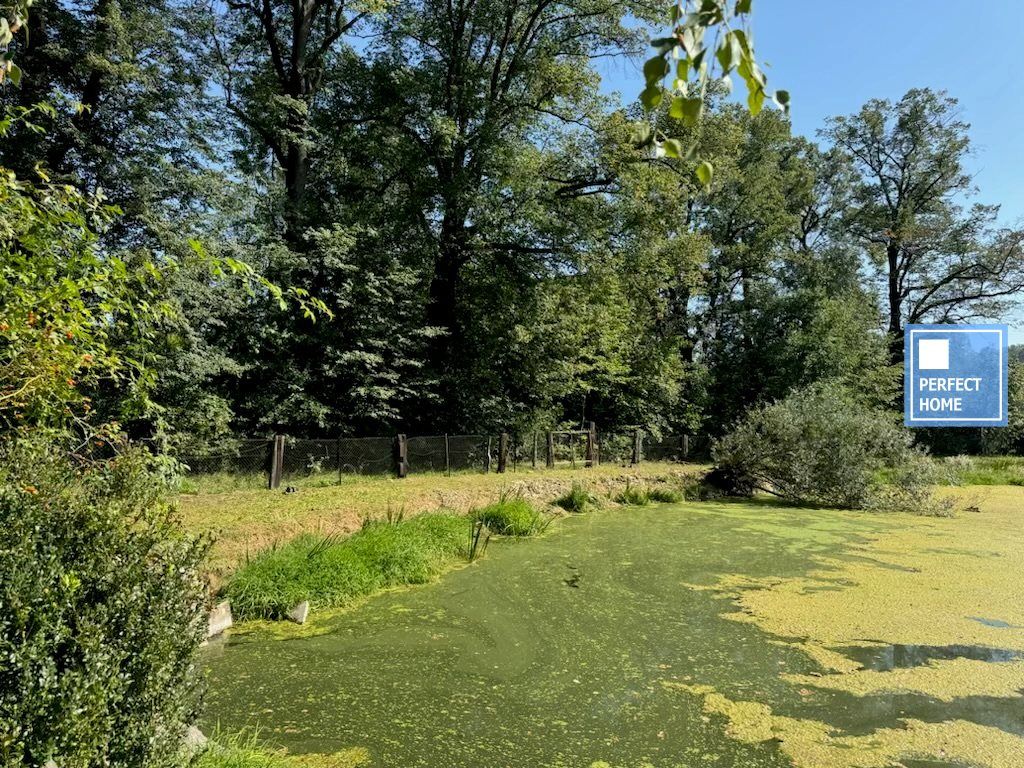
824, 88, 1024, 363
0, 0, 215, 252
199, 0, 372, 241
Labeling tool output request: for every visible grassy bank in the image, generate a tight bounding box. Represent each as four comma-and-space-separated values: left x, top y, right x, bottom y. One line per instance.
178, 462, 704, 577
941, 455, 1024, 486
224, 514, 471, 620
224, 494, 554, 619
194, 732, 369, 768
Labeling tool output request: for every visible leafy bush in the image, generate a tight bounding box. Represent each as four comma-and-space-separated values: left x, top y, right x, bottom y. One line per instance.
614, 481, 650, 506
225, 514, 468, 620
712, 384, 936, 511
473, 492, 548, 536
0, 437, 208, 767
554, 483, 593, 513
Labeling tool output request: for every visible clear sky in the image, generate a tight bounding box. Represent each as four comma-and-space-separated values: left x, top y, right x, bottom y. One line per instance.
595, 0, 1024, 342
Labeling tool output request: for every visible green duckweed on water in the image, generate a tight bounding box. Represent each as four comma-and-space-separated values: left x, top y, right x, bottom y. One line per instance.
203, 489, 1024, 767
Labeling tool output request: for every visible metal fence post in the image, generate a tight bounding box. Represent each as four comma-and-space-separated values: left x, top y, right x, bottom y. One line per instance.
497, 432, 509, 473
269, 434, 285, 490
394, 434, 408, 478
546, 431, 555, 468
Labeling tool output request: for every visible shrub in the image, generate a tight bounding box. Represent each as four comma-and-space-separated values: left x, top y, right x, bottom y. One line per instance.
0, 436, 208, 768
614, 481, 650, 506
712, 384, 936, 511
554, 483, 593, 513
473, 492, 548, 536
224, 513, 468, 620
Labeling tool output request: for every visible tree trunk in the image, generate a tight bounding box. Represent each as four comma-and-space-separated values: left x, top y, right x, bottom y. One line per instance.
886, 242, 904, 365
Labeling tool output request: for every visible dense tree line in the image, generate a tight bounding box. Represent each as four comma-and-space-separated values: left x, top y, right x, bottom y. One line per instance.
3, 0, 1023, 452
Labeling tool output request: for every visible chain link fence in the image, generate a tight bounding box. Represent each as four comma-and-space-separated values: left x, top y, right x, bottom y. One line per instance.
175, 430, 703, 492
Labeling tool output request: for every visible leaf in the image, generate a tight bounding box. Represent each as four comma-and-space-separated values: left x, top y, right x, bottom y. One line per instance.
773, 89, 791, 113
629, 121, 653, 146
669, 96, 703, 126
695, 160, 714, 188
747, 85, 765, 116
735, 0, 752, 13
716, 31, 744, 74
8, 63, 21, 87
662, 138, 685, 158
676, 58, 691, 81
643, 55, 670, 85
640, 85, 663, 111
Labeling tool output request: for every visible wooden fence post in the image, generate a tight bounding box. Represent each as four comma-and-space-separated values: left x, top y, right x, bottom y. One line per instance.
545, 431, 555, 468
585, 421, 597, 467
444, 433, 451, 476
485, 436, 492, 473
532, 433, 538, 468
268, 434, 285, 490
497, 432, 509, 473
394, 434, 408, 478
631, 429, 642, 465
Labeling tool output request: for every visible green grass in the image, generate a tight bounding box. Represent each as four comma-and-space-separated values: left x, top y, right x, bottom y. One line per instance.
223, 513, 470, 621
614, 481, 651, 505
194, 731, 369, 767
940, 455, 1024, 486
472, 492, 549, 536
646, 486, 684, 503
614, 481, 685, 505
553, 482, 593, 513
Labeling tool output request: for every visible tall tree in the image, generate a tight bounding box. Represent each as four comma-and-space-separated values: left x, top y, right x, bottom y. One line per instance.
824, 88, 1024, 363
201, 0, 371, 240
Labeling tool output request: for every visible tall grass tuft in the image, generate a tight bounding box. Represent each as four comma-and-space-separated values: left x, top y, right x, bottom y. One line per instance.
472, 490, 549, 536
646, 486, 683, 503
614, 480, 650, 506
554, 482, 593, 513
194, 729, 370, 767
224, 513, 469, 621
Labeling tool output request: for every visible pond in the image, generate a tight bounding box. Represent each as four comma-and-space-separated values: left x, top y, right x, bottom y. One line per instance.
203, 499, 1024, 767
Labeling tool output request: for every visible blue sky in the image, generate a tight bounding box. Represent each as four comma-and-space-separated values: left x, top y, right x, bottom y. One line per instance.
595, 0, 1024, 342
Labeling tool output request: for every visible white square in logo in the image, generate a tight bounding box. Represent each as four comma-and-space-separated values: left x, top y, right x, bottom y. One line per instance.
918, 338, 949, 370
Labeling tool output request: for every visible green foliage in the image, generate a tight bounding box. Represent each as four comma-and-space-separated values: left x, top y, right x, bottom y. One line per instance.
224, 514, 470, 620
639, 0, 787, 184
472, 493, 548, 536
0, 437, 208, 767
713, 384, 936, 511
554, 483, 594, 514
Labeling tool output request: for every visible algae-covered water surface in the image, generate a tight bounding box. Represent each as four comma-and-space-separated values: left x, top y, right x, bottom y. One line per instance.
203, 491, 1024, 767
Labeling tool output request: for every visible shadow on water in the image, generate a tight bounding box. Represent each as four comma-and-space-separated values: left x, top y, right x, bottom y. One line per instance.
840, 642, 1024, 671
202, 503, 1024, 766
